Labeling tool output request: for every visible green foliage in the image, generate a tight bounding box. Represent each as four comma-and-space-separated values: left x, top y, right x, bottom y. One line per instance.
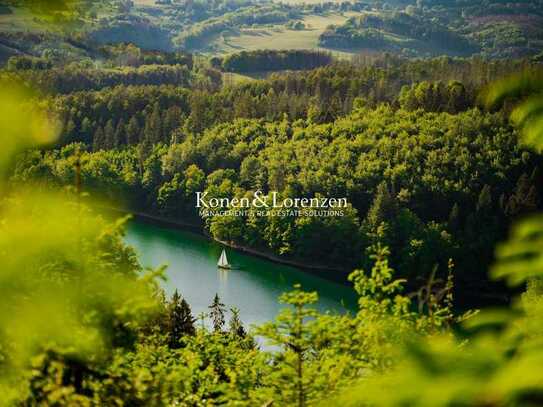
16, 90, 539, 288
332, 57, 543, 407
5, 7, 543, 403
228, 307, 246, 339
175, 4, 298, 50
399, 80, 472, 113
209, 293, 226, 333
257, 286, 321, 406
0, 81, 59, 180
167, 290, 196, 348
0, 79, 162, 405
221, 49, 333, 73
320, 11, 478, 57
350, 239, 409, 318
485, 69, 543, 151
2, 75, 524, 404
335, 253, 543, 406
1, 64, 198, 94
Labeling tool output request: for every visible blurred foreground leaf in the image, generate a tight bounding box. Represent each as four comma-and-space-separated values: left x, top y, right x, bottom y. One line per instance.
0, 80, 60, 181
0, 191, 161, 405
0, 76, 160, 404
484, 69, 543, 151
492, 215, 543, 286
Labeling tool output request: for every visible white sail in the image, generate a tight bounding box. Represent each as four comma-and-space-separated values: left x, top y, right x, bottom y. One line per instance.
218, 249, 229, 268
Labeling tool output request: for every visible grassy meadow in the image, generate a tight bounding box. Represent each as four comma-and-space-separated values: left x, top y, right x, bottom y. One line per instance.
204, 12, 360, 58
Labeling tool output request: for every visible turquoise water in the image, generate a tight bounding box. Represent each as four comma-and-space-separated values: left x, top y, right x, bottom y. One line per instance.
125, 220, 358, 328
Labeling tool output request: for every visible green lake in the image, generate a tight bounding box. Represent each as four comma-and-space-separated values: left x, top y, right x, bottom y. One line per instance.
125, 220, 358, 328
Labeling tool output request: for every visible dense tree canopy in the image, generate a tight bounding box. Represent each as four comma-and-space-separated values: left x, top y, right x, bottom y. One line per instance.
15, 102, 542, 300
4, 2, 543, 405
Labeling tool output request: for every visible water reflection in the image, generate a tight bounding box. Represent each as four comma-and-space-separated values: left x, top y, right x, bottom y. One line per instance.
125, 220, 357, 328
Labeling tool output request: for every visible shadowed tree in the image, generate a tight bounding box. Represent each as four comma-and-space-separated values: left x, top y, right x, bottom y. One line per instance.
144, 102, 163, 145
104, 119, 115, 150
168, 290, 196, 348
209, 293, 225, 333
92, 126, 105, 152
126, 116, 140, 146
114, 118, 126, 147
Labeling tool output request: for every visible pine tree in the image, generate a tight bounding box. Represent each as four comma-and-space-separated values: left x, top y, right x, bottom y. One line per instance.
228, 307, 246, 339
179, 298, 196, 333
163, 106, 183, 138
145, 102, 162, 145
256, 285, 319, 407
505, 173, 538, 216
65, 118, 76, 141
367, 182, 398, 229
126, 116, 140, 146
185, 92, 209, 134
209, 293, 225, 333
234, 92, 253, 118
115, 117, 126, 147
448, 203, 460, 232
92, 126, 105, 152
168, 290, 196, 349
81, 117, 92, 142
104, 119, 116, 150
476, 184, 492, 212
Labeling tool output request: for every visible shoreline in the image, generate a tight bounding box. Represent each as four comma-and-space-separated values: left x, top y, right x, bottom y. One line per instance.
104, 207, 350, 280
214, 238, 347, 275
102, 206, 510, 307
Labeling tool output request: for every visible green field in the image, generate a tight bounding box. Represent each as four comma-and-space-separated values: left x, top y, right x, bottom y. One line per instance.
204, 13, 360, 58
0, 8, 47, 33
273, 0, 347, 3
133, 0, 162, 6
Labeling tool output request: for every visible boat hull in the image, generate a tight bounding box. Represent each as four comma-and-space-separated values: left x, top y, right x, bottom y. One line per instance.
218, 265, 231, 270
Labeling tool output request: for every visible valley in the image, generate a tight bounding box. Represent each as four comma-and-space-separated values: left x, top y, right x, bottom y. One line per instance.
1, 0, 543, 63
1, 1, 543, 405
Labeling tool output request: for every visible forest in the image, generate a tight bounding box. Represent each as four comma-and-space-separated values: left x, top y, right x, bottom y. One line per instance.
2, 0, 543, 61
2, 0, 543, 406
7, 56, 539, 297
218, 50, 334, 73
320, 11, 478, 56
3, 70, 543, 403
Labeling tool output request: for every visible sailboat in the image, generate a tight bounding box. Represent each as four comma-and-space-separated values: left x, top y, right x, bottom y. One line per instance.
217, 248, 231, 269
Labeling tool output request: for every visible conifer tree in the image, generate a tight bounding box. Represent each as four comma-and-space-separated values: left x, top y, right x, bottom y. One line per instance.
476, 184, 492, 212
92, 126, 105, 152
115, 118, 126, 147
145, 102, 162, 145
163, 106, 182, 138
366, 182, 398, 229
209, 293, 225, 333
104, 119, 116, 150
180, 297, 196, 336
448, 202, 460, 232
256, 285, 319, 407
81, 117, 92, 141
168, 290, 195, 349
505, 173, 538, 216
64, 119, 76, 141
126, 116, 140, 146
228, 307, 246, 339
